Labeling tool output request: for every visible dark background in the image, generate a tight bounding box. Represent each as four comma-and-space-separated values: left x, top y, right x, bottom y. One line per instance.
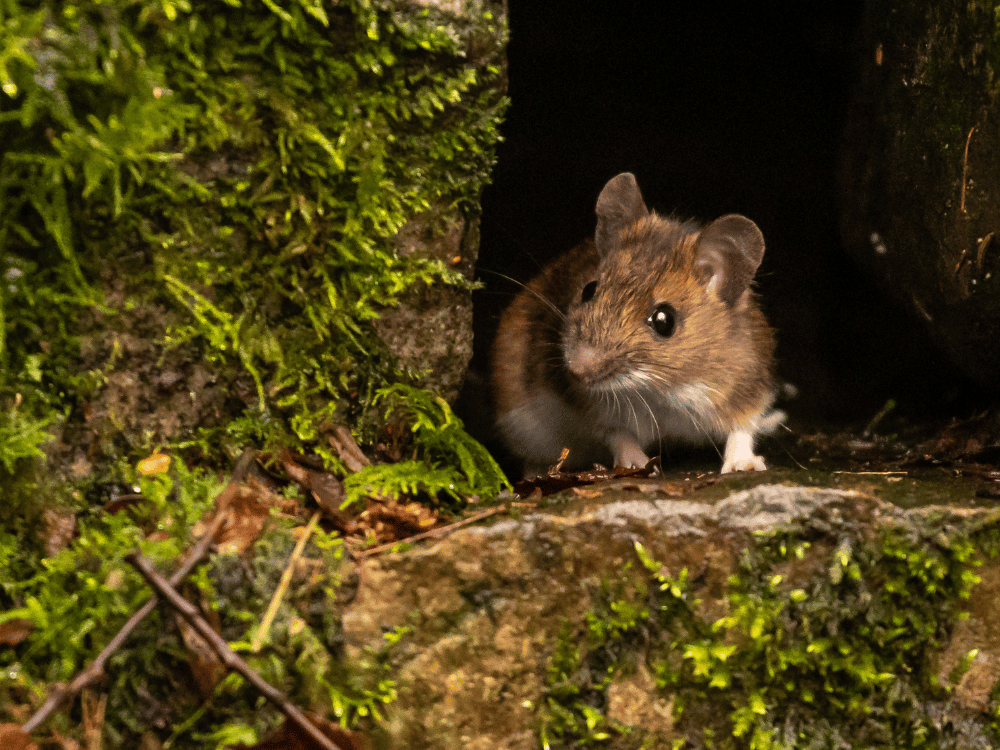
462, 1, 979, 440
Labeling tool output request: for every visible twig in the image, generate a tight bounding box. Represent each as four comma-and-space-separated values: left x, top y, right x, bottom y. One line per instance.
862, 399, 896, 438
354, 506, 506, 559
975, 231, 994, 271
125, 551, 342, 750
327, 425, 371, 473
960, 125, 975, 214
831, 471, 907, 476
252, 510, 322, 652
21, 451, 254, 735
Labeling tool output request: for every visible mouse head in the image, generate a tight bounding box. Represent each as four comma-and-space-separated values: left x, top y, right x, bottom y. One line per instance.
564, 173, 767, 391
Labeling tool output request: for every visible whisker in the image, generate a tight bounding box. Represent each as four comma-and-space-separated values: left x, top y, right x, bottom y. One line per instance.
482, 269, 567, 322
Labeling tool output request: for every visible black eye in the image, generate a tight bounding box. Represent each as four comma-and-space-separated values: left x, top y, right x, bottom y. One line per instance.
647, 303, 676, 337
581, 280, 598, 303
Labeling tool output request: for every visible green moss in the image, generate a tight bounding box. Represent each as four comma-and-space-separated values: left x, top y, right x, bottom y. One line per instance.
0, 0, 507, 467
1, 3, 506, 741
541, 515, 997, 750
342, 383, 510, 507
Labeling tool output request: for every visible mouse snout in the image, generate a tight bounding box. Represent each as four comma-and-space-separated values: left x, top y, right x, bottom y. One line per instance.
565, 342, 613, 385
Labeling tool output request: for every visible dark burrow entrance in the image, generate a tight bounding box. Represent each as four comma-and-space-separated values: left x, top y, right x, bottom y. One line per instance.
459, 1, 998, 494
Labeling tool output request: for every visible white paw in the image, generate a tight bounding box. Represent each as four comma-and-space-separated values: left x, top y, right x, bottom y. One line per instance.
610, 432, 650, 469
721, 429, 767, 474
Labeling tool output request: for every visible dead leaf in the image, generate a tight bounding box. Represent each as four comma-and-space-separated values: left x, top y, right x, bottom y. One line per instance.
278, 450, 356, 533
212, 478, 295, 555
226, 713, 363, 750
81, 688, 107, 750
0, 724, 38, 750
174, 598, 226, 697
512, 462, 658, 498
52, 732, 80, 750
358, 498, 438, 543
0, 618, 34, 646
41, 508, 76, 556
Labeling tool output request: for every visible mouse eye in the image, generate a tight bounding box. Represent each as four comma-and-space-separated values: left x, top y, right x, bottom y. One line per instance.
647, 303, 676, 337
581, 280, 598, 303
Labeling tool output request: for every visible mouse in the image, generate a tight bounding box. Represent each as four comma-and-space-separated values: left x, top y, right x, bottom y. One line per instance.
490, 172, 783, 477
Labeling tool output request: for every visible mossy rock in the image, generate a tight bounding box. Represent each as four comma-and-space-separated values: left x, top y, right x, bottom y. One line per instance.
340, 483, 1000, 749
0, 0, 507, 483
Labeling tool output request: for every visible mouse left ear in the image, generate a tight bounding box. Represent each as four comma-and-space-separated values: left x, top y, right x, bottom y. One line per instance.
692, 214, 765, 306
595, 173, 648, 258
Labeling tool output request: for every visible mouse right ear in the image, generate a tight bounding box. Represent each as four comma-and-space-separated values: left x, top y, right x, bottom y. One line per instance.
693, 214, 765, 306
595, 173, 648, 258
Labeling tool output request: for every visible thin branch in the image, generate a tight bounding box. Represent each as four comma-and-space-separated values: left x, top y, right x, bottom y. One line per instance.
125, 551, 342, 750
22, 509, 229, 734
252, 510, 322, 652
960, 125, 975, 214
354, 505, 506, 559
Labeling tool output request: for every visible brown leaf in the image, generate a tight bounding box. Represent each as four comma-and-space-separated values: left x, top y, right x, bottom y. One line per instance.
358, 499, 438, 543
0, 618, 33, 646
174, 594, 226, 697
81, 688, 107, 750
41, 508, 76, 556
213, 478, 295, 555
52, 732, 80, 750
0, 724, 38, 750
226, 714, 363, 750
278, 450, 356, 533
512, 461, 658, 498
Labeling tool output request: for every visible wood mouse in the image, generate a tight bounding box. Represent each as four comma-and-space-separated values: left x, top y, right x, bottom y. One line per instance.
490, 172, 783, 476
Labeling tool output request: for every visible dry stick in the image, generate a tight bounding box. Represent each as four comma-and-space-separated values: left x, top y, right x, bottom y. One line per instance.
125, 551, 342, 750
354, 506, 506, 559
960, 125, 975, 214
251, 509, 322, 653
21, 450, 255, 736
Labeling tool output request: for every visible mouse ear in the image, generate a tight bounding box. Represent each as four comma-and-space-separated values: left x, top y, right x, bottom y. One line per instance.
692, 214, 765, 306
595, 173, 648, 257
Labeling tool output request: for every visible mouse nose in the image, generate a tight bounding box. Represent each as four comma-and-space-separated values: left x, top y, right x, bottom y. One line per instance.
565, 343, 607, 385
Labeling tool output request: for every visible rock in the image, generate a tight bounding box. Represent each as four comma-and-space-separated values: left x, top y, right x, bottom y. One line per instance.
840, 1, 1000, 385
341, 483, 1000, 748
374, 208, 479, 403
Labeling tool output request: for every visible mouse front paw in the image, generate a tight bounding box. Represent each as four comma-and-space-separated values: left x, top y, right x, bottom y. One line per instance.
609, 431, 650, 469
721, 430, 767, 474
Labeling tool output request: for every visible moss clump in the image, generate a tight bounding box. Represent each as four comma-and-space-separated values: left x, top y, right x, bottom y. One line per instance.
541, 513, 996, 750
0, 0, 507, 473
